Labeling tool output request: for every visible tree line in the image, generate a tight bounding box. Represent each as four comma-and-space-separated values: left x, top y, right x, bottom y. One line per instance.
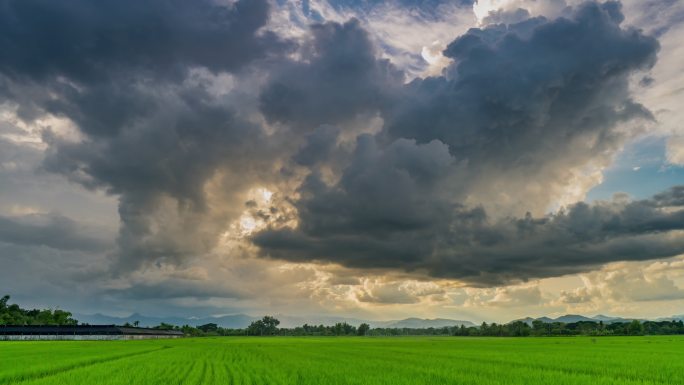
3, 295, 684, 337
155, 316, 684, 337
159, 318, 373, 337
0, 295, 78, 326
452, 319, 684, 336
351, 320, 680, 337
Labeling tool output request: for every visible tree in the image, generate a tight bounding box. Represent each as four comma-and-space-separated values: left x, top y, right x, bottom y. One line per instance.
246, 320, 264, 336
52, 310, 77, 325
262, 316, 280, 335
1, 295, 16, 325
153, 322, 176, 330
332, 322, 355, 336
0, 295, 78, 326
628, 320, 644, 335
357, 323, 370, 336
247, 316, 280, 336
531, 320, 547, 336
198, 323, 219, 333
509, 321, 530, 337
455, 324, 467, 336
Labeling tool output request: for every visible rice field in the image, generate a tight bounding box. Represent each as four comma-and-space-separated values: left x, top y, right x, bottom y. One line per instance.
1, 336, 683, 385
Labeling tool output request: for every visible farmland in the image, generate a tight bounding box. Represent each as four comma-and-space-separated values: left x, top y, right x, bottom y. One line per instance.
2, 336, 683, 385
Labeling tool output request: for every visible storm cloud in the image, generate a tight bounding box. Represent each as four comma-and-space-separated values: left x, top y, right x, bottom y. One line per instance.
0, 213, 112, 251
254, 2, 680, 286
255, 186, 684, 286
260, 18, 402, 129
0, 0, 282, 81
0, 0, 291, 271
0, 0, 681, 293
384, 1, 659, 213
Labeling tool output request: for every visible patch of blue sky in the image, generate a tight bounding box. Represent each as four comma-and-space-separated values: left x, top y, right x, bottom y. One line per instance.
586, 135, 684, 202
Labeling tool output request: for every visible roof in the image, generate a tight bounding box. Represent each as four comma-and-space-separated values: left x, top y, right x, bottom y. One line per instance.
0, 325, 183, 336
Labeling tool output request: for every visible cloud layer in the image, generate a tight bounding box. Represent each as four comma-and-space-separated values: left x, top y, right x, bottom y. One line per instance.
0, 0, 682, 316
255, 1, 676, 285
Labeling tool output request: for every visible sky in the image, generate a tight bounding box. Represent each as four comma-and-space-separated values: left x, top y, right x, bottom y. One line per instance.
0, 0, 683, 324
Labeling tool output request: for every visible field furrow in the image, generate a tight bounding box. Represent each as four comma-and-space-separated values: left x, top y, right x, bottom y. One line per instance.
1, 345, 170, 384
2, 336, 683, 385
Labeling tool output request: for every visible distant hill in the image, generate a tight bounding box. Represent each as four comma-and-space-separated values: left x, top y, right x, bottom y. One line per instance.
275, 315, 371, 328
75, 313, 259, 328
75, 313, 475, 329
373, 318, 475, 328
78, 312, 678, 329
76, 312, 372, 328
514, 314, 644, 325
591, 315, 640, 323
554, 314, 595, 323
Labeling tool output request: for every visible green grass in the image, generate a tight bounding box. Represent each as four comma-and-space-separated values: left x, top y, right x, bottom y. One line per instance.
1, 336, 683, 384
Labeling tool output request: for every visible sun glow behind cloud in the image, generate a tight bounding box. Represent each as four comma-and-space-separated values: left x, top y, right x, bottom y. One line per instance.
473, 0, 516, 23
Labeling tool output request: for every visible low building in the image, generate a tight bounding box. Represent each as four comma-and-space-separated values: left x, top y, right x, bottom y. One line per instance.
0, 325, 183, 340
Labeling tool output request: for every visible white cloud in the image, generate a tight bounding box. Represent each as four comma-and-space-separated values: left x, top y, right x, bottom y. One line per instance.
463, 284, 544, 308
552, 256, 684, 316
474, 0, 568, 24
667, 137, 684, 165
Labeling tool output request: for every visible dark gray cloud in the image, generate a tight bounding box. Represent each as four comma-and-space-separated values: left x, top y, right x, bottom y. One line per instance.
384, 1, 658, 195
293, 125, 341, 167
0, 0, 282, 82
295, 135, 456, 238
0, 213, 112, 251
652, 186, 684, 207
42, 89, 279, 271
103, 280, 248, 301
0, 0, 289, 133
260, 18, 402, 129
0, 0, 291, 272
255, 186, 684, 286
254, 134, 474, 272
0, 0, 680, 293
253, 2, 680, 286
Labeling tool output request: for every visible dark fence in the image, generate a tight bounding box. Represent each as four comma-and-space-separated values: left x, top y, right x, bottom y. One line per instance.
0, 325, 183, 336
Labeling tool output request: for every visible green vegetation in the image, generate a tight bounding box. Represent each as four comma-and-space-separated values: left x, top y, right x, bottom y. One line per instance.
2, 336, 684, 384
177, 317, 684, 337
451, 319, 684, 337
245, 316, 280, 336
0, 296, 77, 326
3, 295, 684, 338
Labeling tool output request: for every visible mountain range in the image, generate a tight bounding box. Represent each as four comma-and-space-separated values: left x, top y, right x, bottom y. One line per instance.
74, 312, 684, 329
512, 314, 675, 325
74, 313, 475, 329
373, 318, 475, 328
